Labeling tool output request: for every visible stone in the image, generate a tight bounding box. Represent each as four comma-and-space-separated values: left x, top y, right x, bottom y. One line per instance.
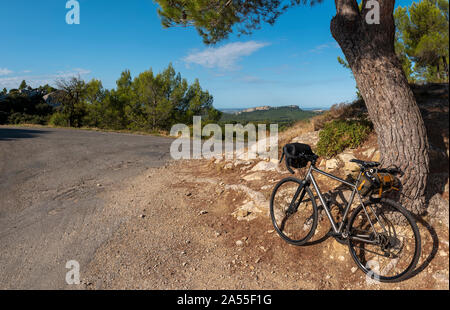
234, 160, 253, 167
235, 240, 244, 247
250, 161, 280, 172
338, 152, 359, 172
233, 209, 251, 218
362, 147, 376, 158
326, 158, 339, 170
243, 172, 265, 181
223, 163, 233, 170
231, 201, 261, 221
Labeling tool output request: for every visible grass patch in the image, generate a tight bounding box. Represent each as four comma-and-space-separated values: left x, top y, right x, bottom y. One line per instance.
316, 119, 372, 157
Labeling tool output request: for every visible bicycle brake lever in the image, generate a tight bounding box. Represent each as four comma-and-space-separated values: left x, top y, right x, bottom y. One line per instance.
285, 155, 295, 174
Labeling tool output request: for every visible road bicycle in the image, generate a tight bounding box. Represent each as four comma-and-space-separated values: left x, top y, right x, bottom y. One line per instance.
270, 145, 421, 283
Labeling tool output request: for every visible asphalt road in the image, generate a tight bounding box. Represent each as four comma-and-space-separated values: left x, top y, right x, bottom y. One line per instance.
0, 126, 173, 289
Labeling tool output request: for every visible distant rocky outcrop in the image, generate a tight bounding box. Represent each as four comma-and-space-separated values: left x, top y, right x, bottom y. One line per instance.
235, 105, 301, 115
43, 91, 65, 107
237, 106, 271, 114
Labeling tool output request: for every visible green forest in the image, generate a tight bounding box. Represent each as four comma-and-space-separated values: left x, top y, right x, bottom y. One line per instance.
0, 64, 221, 133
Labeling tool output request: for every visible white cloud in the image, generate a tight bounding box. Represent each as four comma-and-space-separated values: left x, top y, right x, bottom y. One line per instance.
0, 68, 91, 89
308, 42, 340, 54
0, 68, 13, 76
184, 41, 270, 70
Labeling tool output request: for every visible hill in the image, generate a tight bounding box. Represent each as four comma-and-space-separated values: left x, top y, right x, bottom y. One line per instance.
219, 105, 319, 126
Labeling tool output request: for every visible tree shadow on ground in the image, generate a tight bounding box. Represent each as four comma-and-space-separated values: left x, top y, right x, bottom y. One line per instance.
0, 128, 49, 141
405, 215, 440, 281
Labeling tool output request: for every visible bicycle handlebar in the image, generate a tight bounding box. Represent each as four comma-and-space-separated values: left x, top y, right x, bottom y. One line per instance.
279, 150, 318, 174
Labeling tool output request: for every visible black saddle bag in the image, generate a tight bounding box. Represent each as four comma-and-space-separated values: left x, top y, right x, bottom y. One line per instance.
281, 143, 314, 169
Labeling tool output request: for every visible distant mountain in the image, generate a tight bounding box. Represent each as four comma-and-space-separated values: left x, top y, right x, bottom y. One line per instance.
219, 105, 319, 124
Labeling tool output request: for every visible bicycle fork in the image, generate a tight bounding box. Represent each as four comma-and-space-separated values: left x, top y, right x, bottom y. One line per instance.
287, 180, 309, 215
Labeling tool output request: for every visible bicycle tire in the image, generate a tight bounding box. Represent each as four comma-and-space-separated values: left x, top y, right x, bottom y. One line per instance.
270, 177, 318, 246
347, 198, 421, 283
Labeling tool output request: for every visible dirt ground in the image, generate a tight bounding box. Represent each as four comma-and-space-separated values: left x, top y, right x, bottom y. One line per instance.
81, 159, 449, 290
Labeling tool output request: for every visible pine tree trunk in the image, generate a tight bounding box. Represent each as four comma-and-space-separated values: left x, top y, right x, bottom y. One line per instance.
331, 0, 430, 215
436, 62, 441, 81
442, 56, 449, 81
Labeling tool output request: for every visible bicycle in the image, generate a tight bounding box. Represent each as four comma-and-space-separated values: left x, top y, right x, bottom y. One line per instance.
270, 144, 421, 283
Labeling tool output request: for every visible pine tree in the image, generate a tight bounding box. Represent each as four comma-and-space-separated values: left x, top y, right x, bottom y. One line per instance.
395, 0, 449, 82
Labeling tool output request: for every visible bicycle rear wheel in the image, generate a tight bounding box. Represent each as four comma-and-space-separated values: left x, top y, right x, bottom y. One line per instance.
347, 199, 421, 282
270, 177, 318, 246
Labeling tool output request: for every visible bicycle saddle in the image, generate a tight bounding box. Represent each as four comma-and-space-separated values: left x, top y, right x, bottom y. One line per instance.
350, 159, 380, 168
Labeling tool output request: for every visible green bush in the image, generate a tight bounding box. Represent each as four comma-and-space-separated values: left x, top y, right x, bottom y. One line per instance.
49, 112, 69, 127
7, 113, 48, 125
316, 119, 372, 157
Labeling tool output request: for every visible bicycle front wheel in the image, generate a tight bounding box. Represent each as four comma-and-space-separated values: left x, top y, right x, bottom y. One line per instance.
270, 177, 318, 246
347, 198, 421, 283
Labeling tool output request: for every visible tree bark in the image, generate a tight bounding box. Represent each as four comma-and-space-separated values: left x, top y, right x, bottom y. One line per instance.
331, 0, 430, 215
442, 56, 449, 81
436, 62, 441, 81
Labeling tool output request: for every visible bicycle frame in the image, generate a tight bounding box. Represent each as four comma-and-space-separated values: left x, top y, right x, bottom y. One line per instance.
302, 164, 381, 243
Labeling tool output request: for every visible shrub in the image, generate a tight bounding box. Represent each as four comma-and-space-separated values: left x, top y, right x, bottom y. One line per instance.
316, 119, 372, 157
49, 112, 69, 127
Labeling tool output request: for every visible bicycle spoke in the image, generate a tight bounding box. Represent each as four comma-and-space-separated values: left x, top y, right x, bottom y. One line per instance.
270, 178, 318, 245
348, 199, 420, 282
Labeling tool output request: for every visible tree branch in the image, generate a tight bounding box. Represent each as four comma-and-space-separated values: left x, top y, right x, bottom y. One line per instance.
334, 0, 359, 16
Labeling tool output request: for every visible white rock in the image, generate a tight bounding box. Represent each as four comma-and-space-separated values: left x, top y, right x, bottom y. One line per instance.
232, 201, 262, 221
223, 163, 233, 170
338, 152, 359, 172
326, 158, 339, 170
362, 147, 376, 158
243, 172, 264, 181
250, 161, 280, 172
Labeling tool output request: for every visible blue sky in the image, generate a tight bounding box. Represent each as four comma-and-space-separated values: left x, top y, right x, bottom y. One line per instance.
0, 0, 414, 109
